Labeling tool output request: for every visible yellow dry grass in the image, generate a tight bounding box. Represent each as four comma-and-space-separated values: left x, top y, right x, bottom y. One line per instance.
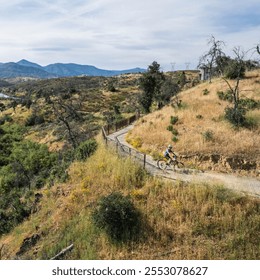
127, 70, 260, 160
0, 136, 259, 260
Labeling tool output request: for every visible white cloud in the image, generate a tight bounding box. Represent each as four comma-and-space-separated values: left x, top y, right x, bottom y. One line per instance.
0, 0, 259, 70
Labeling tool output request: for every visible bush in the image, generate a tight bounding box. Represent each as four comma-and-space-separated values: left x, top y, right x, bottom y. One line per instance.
202, 130, 214, 141
92, 192, 141, 242
172, 136, 178, 143
171, 128, 178, 136
225, 107, 246, 127
0, 115, 13, 125
75, 139, 98, 161
167, 125, 173, 132
217, 90, 233, 102
224, 60, 246, 80
239, 98, 259, 110
130, 137, 143, 149
107, 81, 116, 92
170, 116, 178, 125
202, 89, 210, 95
25, 114, 45, 126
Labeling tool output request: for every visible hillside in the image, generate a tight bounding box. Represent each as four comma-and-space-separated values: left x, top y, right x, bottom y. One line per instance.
0, 74, 142, 150
0, 136, 259, 260
126, 70, 260, 176
0, 71, 259, 260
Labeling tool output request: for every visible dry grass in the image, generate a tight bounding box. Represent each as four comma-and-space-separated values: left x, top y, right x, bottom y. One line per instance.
127, 70, 260, 161
0, 135, 259, 260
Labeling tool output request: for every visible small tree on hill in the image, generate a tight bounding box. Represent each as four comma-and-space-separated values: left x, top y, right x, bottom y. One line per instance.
159, 77, 180, 108
222, 47, 247, 126
198, 35, 226, 82
139, 61, 165, 112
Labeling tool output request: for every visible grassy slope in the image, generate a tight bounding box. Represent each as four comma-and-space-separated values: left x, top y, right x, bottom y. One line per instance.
0, 135, 259, 260
0, 75, 142, 151
126, 70, 260, 173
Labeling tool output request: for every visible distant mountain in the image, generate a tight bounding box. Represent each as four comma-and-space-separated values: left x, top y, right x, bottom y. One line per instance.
44, 63, 144, 77
0, 59, 145, 79
17, 59, 43, 69
0, 62, 57, 79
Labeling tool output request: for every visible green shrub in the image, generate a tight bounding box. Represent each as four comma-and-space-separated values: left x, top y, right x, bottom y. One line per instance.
60, 92, 71, 99
224, 60, 246, 80
203, 89, 210, 95
10, 141, 57, 188
171, 128, 178, 136
225, 107, 246, 127
167, 125, 173, 131
217, 91, 225, 100
75, 139, 98, 161
0, 115, 13, 125
0, 193, 31, 235
202, 130, 214, 141
239, 98, 259, 110
172, 136, 178, 143
170, 116, 178, 125
25, 114, 45, 126
217, 90, 233, 102
107, 81, 116, 92
92, 192, 141, 242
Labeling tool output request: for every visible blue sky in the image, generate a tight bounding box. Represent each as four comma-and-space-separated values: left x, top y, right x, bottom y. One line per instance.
0, 0, 259, 70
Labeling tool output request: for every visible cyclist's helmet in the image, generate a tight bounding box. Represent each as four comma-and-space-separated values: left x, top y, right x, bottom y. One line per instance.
168, 144, 172, 150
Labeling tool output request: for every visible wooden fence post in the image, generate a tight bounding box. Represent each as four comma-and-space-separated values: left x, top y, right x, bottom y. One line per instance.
143, 154, 146, 169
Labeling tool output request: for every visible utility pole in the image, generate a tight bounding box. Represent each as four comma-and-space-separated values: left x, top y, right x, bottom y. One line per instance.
185, 62, 190, 70
170, 62, 176, 72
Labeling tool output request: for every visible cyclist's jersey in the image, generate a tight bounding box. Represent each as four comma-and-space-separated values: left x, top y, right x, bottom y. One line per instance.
164, 148, 173, 158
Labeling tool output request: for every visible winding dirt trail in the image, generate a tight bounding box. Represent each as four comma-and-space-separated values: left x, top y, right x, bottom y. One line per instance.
107, 125, 260, 198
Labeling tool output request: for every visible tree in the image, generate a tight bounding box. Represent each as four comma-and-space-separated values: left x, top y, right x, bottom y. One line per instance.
139, 61, 165, 112
198, 35, 226, 82
222, 47, 247, 126
51, 95, 83, 149
159, 77, 180, 108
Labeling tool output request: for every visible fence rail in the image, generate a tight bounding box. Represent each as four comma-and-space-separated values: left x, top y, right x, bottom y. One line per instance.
103, 114, 139, 136
102, 114, 157, 171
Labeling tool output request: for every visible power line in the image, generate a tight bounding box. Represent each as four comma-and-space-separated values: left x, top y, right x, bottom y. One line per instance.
185, 62, 190, 70
170, 62, 176, 72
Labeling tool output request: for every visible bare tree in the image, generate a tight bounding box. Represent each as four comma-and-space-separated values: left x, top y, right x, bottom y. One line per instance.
51, 96, 84, 149
222, 47, 247, 126
223, 48, 243, 104
198, 35, 226, 82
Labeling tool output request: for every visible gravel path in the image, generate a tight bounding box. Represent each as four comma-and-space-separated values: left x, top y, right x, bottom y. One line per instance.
107, 125, 260, 198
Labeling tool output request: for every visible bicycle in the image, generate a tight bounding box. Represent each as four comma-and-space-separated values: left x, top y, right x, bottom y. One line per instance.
157, 156, 184, 171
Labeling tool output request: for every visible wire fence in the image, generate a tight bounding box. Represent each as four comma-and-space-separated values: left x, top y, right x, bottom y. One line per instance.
101, 114, 160, 173
102, 114, 138, 135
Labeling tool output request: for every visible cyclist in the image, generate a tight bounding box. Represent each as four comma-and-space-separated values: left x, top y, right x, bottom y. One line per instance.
164, 144, 177, 165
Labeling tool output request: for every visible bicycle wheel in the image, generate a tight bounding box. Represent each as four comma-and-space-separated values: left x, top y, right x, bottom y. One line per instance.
157, 159, 168, 170
176, 161, 184, 169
